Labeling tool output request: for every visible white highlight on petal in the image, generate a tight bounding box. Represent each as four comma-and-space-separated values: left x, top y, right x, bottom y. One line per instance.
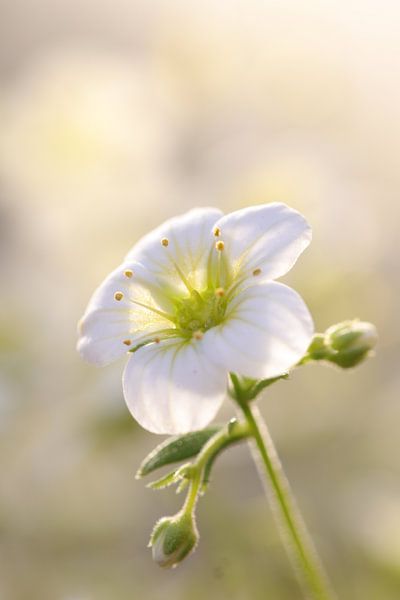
77, 262, 174, 366
213, 203, 312, 284
203, 282, 314, 380
122, 339, 227, 434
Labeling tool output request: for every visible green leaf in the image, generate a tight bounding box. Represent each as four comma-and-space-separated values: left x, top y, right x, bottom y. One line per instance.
147, 464, 192, 490
136, 426, 221, 478
175, 477, 190, 494
147, 468, 181, 490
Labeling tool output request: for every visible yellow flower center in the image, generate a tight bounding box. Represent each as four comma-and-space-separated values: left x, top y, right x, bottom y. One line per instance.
174, 289, 227, 338
115, 230, 262, 350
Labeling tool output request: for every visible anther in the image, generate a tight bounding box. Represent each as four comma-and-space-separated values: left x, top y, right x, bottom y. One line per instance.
161, 238, 169, 247
154, 337, 161, 344
124, 269, 133, 278
215, 240, 225, 251
193, 330, 204, 340
215, 287, 225, 297
213, 226, 221, 237
252, 268, 262, 276
114, 291, 124, 301
123, 339, 132, 346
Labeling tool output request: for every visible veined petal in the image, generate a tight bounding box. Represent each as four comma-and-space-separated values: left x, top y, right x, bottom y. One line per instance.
125, 208, 223, 293
213, 203, 311, 284
122, 339, 227, 434
77, 262, 175, 366
203, 282, 314, 379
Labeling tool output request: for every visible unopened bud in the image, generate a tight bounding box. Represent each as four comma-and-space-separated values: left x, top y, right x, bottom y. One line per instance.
326, 320, 377, 368
149, 511, 199, 568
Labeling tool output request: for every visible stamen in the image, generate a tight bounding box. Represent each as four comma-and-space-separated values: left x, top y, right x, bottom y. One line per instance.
206, 245, 215, 288
215, 287, 225, 297
114, 291, 124, 301
193, 330, 204, 340
124, 269, 133, 278
213, 226, 221, 237
215, 240, 225, 287
253, 268, 262, 276
128, 328, 179, 353
224, 274, 249, 301
128, 297, 175, 322
160, 235, 194, 293
123, 339, 132, 346
172, 261, 194, 294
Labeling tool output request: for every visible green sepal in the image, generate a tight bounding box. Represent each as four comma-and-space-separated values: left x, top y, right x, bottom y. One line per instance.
305, 333, 332, 361
328, 348, 369, 368
136, 426, 221, 478
175, 477, 190, 494
147, 464, 192, 490
229, 372, 288, 402
149, 511, 199, 568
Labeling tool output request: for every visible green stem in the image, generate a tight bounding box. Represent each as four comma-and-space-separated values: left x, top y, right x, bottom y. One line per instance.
184, 419, 250, 514
183, 469, 202, 515
197, 419, 250, 470
235, 390, 335, 600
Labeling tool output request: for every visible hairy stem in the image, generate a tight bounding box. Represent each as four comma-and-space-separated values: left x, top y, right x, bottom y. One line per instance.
233, 382, 335, 600
184, 419, 250, 514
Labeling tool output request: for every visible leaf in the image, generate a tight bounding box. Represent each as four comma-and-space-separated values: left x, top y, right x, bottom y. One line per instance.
147, 468, 182, 490
147, 464, 192, 490
175, 477, 190, 494
136, 426, 221, 478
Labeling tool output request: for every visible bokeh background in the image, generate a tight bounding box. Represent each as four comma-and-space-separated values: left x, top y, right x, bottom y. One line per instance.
0, 1, 399, 598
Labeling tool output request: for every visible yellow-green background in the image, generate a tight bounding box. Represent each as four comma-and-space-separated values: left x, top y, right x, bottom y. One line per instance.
0, 1, 398, 598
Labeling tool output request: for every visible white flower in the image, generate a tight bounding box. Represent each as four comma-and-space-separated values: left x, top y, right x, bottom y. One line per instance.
78, 203, 314, 434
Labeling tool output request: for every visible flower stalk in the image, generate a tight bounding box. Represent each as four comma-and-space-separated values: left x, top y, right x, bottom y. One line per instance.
148, 418, 251, 567
186, 418, 251, 501
231, 373, 335, 600
77, 201, 377, 593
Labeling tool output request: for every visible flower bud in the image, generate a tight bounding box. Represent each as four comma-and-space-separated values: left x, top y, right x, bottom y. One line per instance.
326, 320, 377, 368
149, 511, 199, 568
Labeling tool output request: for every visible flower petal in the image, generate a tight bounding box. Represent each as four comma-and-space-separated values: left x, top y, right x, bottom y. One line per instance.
77, 262, 174, 366
125, 208, 223, 293
122, 339, 227, 434
203, 282, 314, 379
213, 203, 311, 284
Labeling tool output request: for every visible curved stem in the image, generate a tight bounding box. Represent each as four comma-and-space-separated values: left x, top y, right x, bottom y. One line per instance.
183, 469, 202, 515
196, 419, 250, 470
184, 419, 250, 514
236, 396, 335, 600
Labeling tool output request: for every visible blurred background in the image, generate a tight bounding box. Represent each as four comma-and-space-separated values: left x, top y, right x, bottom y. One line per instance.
0, 1, 399, 598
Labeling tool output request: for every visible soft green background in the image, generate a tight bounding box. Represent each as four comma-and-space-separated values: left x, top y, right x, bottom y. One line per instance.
0, 1, 399, 598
